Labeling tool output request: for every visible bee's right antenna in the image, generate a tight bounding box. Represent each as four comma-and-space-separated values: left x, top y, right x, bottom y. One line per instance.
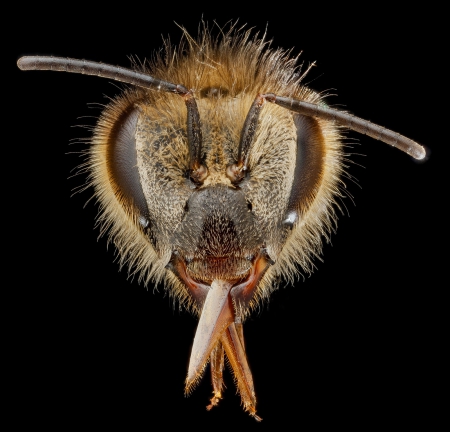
17, 56, 208, 182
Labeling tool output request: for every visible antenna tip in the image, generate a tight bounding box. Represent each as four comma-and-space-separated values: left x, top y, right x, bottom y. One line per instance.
17, 56, 30, 70
17, 57, 24, 69
412, 146, 427, 161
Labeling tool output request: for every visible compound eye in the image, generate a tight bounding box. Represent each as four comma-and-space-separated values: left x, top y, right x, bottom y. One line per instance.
285, 114, 326, 221
106, 106, 150, 226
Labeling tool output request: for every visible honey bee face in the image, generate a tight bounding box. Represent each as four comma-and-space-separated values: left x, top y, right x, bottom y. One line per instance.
16, 20, 434, 424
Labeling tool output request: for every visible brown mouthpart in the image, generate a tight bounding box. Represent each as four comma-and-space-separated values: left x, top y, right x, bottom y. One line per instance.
168, 249, 272, 418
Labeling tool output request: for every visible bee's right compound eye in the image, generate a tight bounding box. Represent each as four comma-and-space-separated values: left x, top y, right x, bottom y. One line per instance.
101, 105, 150, 228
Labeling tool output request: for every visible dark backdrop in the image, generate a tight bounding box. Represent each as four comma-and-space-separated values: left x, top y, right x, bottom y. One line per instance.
9, 5, 444, 429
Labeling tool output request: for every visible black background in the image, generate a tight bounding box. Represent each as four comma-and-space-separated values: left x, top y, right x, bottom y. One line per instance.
9, 4, 444, 429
